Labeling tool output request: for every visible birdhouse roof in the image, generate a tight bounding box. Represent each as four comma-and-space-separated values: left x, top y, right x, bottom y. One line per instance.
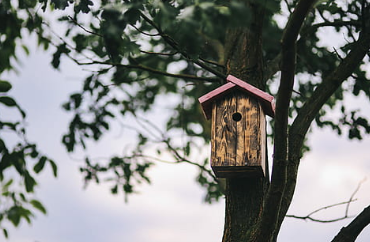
199, 75, 275, 120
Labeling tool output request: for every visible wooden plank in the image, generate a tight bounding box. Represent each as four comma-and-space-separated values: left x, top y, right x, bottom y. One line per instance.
227, 75, 275, 118
241, 96, 265, 176
243, 96, 258, 166
211, 104, 217, 166
211, 94, 237, 168
212, 166, 264, 178
235, 92, 247, 167
260, 107, 266, 175
198, 82, 236, 120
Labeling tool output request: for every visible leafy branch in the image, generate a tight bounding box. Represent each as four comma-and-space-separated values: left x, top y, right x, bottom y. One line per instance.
40, 19, 220, 83
77, 60, 220, 82
139, 12, 227, 79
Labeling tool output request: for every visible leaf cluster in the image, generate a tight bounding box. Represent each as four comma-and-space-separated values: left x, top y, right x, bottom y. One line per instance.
0, 81, 56, 237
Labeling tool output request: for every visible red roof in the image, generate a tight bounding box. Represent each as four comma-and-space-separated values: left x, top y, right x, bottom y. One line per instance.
198, 75, 275, 119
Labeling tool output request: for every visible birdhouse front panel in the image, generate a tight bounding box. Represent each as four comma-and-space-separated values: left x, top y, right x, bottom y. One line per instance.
211, 90, 266, 178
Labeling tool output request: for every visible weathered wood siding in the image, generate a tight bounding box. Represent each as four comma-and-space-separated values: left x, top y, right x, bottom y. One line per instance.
211, 91, 266, 177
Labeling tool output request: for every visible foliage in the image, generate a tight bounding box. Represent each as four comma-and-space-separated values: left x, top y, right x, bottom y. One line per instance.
0, 80, 56, 237
0, 0, 56, 237
44, 0, 370, 201
1, 0, 370, 240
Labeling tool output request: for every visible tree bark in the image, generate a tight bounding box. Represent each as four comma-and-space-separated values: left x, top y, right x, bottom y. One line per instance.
222, 177, 266, 242
222, 2, 268, 241
331, 205, 370, 242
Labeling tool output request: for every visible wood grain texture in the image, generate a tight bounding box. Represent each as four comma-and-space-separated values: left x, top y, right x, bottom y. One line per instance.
199, 82, 236, 120
211, 91, 266, 177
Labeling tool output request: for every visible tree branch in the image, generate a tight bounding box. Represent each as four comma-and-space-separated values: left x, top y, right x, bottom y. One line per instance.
67, 16, 103, 37
286, 179, 365, 223
134, 117, 218, 181
301, 20, 361, 37
331, 205, 370, 242
286, 200, 356, 223
129, 24, 161, 37
289, 17, 370, 159
139, 12, 227, 79
263, 52, 281, 82
258, 1, 318, 240
77, 60, 220, 82
139, 50, 178, 56
276, 5, 370, 240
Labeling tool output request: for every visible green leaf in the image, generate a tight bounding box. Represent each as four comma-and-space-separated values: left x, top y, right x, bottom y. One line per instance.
124, 8, 141, 25
0, 96, 17, 107
7, 207, 21, 227
74, 0, 94, 13
52, 43, 70, 69
111, 185, 118, 194
33, 156, 47, 173
24, 172, 37, 193
3, 228, 8, 238
51, 0, 71, 10
30, 200, 47, 214
3, 179, 13, 190
48, 159, 58, 177
0, 80, 12, 92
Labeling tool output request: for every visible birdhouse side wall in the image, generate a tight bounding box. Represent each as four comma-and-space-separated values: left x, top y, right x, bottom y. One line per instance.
211, 92, 266, 177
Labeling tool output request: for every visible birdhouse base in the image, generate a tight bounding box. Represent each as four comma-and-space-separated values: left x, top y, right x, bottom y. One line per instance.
212, 165, 264, 178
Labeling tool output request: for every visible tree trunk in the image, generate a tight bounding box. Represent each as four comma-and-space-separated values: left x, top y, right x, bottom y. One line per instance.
222, 2, 268, 241
222, 177, 266, 242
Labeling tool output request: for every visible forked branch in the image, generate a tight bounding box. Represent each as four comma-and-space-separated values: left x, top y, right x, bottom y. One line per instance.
286, 179, 365, 223
258, 0, 318, 240
277, 3, 370, 240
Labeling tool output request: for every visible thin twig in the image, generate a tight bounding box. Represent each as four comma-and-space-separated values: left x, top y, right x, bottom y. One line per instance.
286, 179, 366, 223
140, 50, 178, 56
346, 178, 367, 216
129, 24, 161, 37
199, 56, 225, 68
77, 60, 220, 82
67, 16, 103, 37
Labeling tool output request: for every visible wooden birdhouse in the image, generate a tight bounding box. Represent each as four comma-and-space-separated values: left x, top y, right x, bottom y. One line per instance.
199, 75, 275, 178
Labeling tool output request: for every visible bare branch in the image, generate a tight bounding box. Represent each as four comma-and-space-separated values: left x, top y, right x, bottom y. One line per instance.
286, 179, 365, 223
332, 205, 370, 242
346, 179, 366, 215
258, 0, 318, 240
139, 50, 178, 56
129, 24, 161, 37
199, 56, 225, 69
67, 16, 103, 37
301, 20, 361, 37
134, 116, 218, 181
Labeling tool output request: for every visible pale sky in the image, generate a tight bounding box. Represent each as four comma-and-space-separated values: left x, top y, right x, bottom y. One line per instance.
2, 39, 370, 242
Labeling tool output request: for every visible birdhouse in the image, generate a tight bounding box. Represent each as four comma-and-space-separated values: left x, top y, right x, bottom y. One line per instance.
198, 75, 275, 178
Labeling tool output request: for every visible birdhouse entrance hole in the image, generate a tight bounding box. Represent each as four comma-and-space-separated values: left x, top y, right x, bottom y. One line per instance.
232, 112, 242, 122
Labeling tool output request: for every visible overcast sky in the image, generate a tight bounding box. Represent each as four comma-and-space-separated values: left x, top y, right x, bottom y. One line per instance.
1, 39, 370, 242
